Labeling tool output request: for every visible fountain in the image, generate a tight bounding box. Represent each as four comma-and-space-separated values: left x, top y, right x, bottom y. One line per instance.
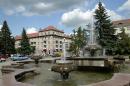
85, 14, 101, 57
30, 55, 42, 64
51, 38, 75, 80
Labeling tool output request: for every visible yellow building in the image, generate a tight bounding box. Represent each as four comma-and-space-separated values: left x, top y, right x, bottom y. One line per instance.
15, 26, 71, 56
113, 19, 130, 36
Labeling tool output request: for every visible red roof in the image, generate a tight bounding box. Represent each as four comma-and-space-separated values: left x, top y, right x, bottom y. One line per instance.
39, 26, 64, 33
15, 32, 39, 40
113, 19, 130, 27
27, 32, 39, 38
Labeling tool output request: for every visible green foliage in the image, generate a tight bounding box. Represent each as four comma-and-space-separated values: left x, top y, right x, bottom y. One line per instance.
30, 46, 36, 53
20, 28, 32, 55
16, 47, 22, 54
0, 20, 16, 55
94, 2, 117, 55
68, 27, 87, 56
86, 47, 99, 57
53, 51, 62, 57
0, 31, 3, 51
115, 28, 130, 55
10, 37, 16, 54
67, 42, 77, 56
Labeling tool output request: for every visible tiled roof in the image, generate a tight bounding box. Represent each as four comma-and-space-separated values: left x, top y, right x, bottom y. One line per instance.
39, 25, 64, 33
15, 26, 68, 40
15, 32, 39, 40
27, 32, 39, 38
113, 19, 130, 27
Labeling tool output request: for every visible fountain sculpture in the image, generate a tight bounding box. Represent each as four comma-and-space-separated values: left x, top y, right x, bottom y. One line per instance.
30, 55, 42, 64
51, 38, 75, 80
85, 14, 100, 56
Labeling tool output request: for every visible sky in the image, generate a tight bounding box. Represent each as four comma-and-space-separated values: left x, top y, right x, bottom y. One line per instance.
0, 0, 129, 36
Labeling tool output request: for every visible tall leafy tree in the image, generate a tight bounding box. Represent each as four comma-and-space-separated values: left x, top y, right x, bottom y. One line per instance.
1, 20, 15, 55
20, 28, 31, 55
10, 37, 16, 54
68, 27, 87, 56
0, 31, 3, 53
94, 2, 117, 55
116, 28, 130, 55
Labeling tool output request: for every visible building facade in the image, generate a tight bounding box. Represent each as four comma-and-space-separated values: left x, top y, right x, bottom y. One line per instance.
113, 19, 130, 36
15, 26, 71, 56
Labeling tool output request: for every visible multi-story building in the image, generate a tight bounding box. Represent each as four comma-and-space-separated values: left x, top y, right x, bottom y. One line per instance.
113, 19, 130, 36
15, 26, 71, 55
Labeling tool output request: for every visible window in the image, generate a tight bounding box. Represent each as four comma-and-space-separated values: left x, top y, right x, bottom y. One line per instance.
44, 41, 46, 44
31, 42, 33, 45
56, 45, 58, 48
60, 45, 62, 48
56, 40, 58, 43
34, 42, 36, 44
60, 41, 62, 44
44, 45, 46, 48
56, 49, 58, 52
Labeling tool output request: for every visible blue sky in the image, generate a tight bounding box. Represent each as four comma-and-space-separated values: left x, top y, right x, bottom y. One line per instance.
0, 0, 129, 36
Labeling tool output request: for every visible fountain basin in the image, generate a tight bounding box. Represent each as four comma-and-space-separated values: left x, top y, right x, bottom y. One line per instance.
22, 63, 113, 86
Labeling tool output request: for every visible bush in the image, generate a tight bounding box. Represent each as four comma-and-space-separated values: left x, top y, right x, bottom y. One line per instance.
113, 55, 125, 60
53, 52, 61, 57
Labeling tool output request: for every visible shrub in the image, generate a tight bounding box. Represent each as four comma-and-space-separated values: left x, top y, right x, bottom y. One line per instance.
53, 52, 62, 57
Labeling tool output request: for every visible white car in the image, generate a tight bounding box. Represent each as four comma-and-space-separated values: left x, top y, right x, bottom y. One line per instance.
10, 54, 29, 61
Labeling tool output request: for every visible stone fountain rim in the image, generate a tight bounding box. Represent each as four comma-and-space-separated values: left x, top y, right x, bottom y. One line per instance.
56, 60, 72, 64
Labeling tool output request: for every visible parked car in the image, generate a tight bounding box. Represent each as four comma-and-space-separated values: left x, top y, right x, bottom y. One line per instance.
10, 54, 29, 61
0, 54, 7, 62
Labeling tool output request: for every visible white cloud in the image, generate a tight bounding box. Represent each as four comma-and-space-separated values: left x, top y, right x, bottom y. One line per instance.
0, 0, 86, 16
26, 27, 38, 34
16, 5, 25, 12
34, 2, 52, 9
107, 10, 123, 21
61, 3, 123, 27
4, 5, 25, 15
61, 9, 93, 27
0, 25, 2, 30
118, 0, 130, 11
5, 10, 14, 15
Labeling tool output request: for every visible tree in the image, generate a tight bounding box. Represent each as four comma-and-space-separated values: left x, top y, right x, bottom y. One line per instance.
116, 28, 130, 55
20, 28, 31, 55
68, 27, 87, 57
0, 31, 3, 53
30, 46, 36, 54
10, 37, 16, 54
1, 20, 15, 55
68, 42, 77, 56
94, 2, 117, 55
